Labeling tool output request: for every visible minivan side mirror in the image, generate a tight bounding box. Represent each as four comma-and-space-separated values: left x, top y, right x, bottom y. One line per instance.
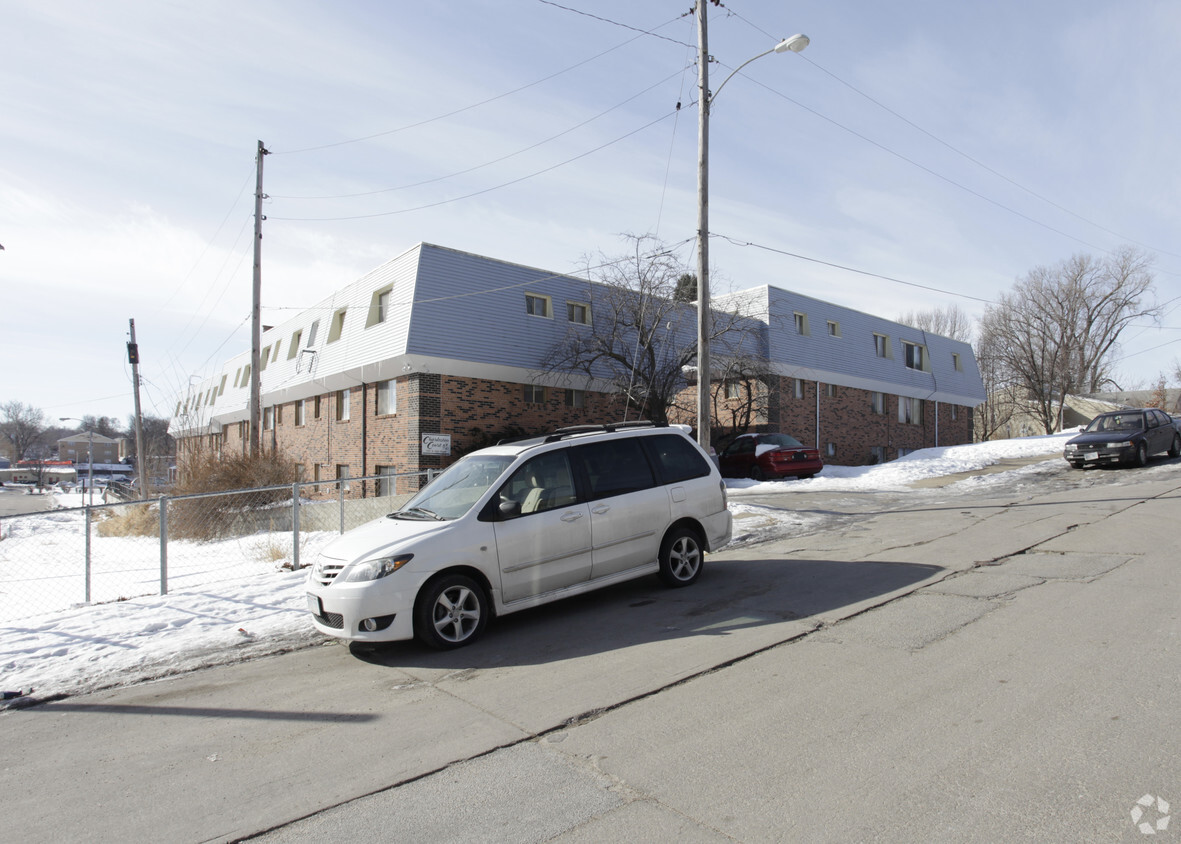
498, 499, 522, 519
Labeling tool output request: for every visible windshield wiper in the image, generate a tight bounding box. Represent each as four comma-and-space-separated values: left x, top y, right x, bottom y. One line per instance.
392, 507, 445, 521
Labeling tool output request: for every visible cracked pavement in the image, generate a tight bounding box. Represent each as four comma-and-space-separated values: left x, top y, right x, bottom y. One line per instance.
4, 457, 1180, 842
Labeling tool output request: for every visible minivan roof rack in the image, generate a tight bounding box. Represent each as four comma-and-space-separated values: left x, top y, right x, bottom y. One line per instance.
543, 420, 663, 443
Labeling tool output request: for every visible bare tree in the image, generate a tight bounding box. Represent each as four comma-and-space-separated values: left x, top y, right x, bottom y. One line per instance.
0, 401, 49, 461
980, 247, 1158, 434
541, 236, 761, 429
896, 304, 974, 343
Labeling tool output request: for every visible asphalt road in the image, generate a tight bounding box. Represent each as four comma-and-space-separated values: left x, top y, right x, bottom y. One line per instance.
3, 457, 1180, 843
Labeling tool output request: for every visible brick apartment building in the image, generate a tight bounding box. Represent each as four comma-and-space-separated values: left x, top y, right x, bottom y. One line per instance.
172, 243, 985, 492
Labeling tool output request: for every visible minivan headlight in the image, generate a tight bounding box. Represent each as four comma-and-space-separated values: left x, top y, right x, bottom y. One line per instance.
341, 554, 413, 582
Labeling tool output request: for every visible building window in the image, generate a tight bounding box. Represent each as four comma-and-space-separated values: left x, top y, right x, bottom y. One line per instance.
288, 330, 303, 359
263, 407, 274, 430
898, 396, 924, 425
903, 341, 926, 371
794, 312, 809, 335
276, 404, 283, 425
952, 352, 962, 372
525, 293, 551, 318
824, 383, 836, 398
218, 375, 227, 395
826, 442, 836, 457
567, 301, 591, 325
873, 334, 890, 358
376, 465, 397, 497
377, 380, 396, 415
951, 405, 959, 421
260, 346, 271, 370
725, 381, 741, 400
793, 379, 804, 400
336, 464, 350, 492
827, 320, 840, 337
367, 287, 393, 327
295, 400, 305, 427
525, 384, 546, 404
306, 320, 320, 347
313, 464, 322, 483
238, 421, 246, 439
327, 308, 347, 343
869, 445, 886, 464
336, 389, 350, 421
871, 392, 885, 415
565, 388, 585, 408
314, 395, 322, 419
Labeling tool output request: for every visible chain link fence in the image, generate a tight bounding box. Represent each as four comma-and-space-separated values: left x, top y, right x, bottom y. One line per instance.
0, 471, 431, 624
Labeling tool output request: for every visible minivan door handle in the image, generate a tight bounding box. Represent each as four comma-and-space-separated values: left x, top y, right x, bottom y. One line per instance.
561, 511, 584, 522
592, 505, 610, 515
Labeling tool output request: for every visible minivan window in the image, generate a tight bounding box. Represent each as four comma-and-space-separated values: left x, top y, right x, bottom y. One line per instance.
395, 454, 513, 520
496, 451, 577, 517
645, 434, 710, 483
572, 438, 655, 500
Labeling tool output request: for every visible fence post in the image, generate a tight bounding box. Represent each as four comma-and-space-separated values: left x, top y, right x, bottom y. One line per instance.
84, 504, 92, 604
292, 482, 301, 570
339, 480, 345, 534
159, 495, 169, 595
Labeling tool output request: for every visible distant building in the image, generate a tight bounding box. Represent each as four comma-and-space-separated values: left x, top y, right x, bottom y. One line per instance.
57, 433, 128, 465
172, 243, 985, 491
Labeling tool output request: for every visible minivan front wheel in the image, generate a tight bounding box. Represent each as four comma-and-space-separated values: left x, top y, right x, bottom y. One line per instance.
415, 574, 489, 649
658, 527, 703, 587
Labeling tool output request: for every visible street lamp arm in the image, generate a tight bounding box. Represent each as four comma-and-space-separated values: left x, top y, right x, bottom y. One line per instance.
709, 35, 809, 105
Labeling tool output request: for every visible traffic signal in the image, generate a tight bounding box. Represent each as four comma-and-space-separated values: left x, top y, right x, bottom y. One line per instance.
127, 343, 139, 364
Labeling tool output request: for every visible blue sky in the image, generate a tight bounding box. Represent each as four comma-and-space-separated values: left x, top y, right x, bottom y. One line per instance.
2, 0, 1179, 423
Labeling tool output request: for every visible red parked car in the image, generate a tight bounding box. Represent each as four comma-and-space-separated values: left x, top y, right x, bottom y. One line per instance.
718, 433, 823, 481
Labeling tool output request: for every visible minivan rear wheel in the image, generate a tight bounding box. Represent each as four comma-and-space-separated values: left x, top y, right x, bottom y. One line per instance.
415, 574, 489, 649
658, 527, 703, 587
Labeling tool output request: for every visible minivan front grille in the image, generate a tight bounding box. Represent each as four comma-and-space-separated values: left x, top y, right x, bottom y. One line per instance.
312, 558, 346, 586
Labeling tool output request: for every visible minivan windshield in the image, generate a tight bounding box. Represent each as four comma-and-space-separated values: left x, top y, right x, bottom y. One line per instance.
394, 454, 515, 520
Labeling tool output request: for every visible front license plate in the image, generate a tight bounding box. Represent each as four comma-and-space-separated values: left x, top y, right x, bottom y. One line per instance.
1085, 453, 1099, 461
307, 594, 323, 615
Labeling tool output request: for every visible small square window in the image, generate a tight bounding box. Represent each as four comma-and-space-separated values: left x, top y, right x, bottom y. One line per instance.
873, 334, 889, 358
794, 312, 809, 335
952, 352, 962, 372
306, 319, 320, 347
903, 341, 926, 371
525, 384, 546, 404
288, 330, 303, 359
565, 388, 585, 408
827, 320, 840, 337
567, 302, 590, 325
525, 294, 551, 318
871, 392, 885, 415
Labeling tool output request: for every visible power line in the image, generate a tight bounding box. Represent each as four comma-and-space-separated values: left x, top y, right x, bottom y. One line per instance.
271, 67, 691, 201
271, 17, 685, 156
714, 233, 996, 304
269, 111, 678, 222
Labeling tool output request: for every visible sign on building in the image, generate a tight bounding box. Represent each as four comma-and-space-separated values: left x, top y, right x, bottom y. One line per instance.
421, 434, 451, 456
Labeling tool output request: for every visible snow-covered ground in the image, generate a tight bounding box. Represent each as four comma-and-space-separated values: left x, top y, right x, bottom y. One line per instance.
1, 433, 1074, 706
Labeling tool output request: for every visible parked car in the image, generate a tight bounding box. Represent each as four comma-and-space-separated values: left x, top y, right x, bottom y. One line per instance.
305, 422, 733, 649
718, 432, 823, 481
1063, 408, 1181, 469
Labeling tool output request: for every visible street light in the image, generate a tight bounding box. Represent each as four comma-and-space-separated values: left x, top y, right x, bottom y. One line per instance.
60, 417, 94, 505
695, 7, 809, 454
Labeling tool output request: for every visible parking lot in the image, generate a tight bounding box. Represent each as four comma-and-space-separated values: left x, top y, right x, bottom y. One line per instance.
3, 459, 1180, 842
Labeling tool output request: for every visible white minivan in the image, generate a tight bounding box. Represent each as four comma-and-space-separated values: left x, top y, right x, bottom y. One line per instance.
305, 422, 732, 649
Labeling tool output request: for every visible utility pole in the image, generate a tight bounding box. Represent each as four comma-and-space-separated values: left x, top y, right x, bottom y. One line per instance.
695, 0, 712, 454
250, 140, 269, 458
128, 319, 148, 499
